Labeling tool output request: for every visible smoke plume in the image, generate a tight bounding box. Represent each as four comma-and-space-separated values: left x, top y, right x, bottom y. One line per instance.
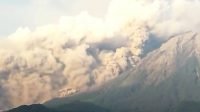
0, 0, 200, 109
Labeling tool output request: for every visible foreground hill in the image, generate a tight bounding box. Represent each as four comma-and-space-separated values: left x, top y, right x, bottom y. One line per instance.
7, 102, 109, 112
7, 101, 200, 112
7, 104, 57, 112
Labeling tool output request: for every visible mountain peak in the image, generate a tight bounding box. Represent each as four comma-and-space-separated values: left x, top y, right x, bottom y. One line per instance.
120, 32, 199, 86
160, 32, 199, 54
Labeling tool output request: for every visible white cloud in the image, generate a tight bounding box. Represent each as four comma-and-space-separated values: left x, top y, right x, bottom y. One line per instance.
0, 0, 110, 36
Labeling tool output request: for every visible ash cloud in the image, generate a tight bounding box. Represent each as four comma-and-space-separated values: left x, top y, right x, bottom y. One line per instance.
107, 0, 200, 38
0, 0, 200, 109
0, 12, 148, 109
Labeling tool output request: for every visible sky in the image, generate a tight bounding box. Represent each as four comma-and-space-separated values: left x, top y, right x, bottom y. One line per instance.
0, 0, 111, 37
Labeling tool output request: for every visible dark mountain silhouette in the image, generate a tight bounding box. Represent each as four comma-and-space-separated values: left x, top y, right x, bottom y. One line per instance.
7, 101, 109, 112
6, 104, 58, 112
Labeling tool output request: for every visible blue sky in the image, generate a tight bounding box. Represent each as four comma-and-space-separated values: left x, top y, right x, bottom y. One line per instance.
0, 0, 110, 37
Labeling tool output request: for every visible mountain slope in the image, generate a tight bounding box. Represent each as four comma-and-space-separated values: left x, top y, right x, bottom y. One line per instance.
46, 32, 200, 112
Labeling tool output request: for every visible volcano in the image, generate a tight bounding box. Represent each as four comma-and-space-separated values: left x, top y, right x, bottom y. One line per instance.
44, 32, 200, 112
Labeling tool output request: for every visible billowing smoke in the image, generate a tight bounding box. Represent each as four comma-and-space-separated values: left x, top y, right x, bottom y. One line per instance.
107, 0, 200, 38
0, 0, 200, 109
0, 12, 148, 109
